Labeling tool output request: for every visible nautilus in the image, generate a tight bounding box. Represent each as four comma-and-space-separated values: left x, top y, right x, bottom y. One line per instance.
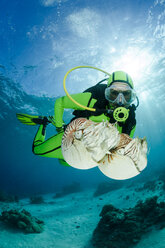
61, 118, 148, 180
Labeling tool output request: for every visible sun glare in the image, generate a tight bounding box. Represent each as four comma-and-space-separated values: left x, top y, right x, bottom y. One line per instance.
112, 47, 154, 84
140, 90, 149, 101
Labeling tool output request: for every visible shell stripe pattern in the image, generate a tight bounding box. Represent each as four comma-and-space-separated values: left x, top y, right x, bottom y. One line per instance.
62, 118, 89, 149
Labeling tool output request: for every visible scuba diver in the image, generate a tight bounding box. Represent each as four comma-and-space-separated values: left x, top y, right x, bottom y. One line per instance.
16, 70, 138, 167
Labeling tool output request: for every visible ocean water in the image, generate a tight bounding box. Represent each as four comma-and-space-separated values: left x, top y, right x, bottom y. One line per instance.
0, 1, 165, 246
0, 0, 165, 248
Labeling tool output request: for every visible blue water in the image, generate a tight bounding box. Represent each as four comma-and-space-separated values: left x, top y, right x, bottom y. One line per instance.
0, 0, 165, 196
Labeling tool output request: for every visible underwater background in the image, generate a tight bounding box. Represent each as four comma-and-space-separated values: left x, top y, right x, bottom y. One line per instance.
0, 0, 165, 198
1, 1, 165, 247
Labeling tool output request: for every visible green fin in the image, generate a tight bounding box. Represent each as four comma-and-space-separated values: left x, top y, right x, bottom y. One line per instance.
16, 113, 45, 125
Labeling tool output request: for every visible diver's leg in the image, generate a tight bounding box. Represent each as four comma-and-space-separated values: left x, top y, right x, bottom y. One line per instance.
32, 125, 64, 159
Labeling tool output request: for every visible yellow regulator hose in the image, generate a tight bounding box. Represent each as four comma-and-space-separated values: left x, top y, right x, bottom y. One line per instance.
63, 66, 111, 112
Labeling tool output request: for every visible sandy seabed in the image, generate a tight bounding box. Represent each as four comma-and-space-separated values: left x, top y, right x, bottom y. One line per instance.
0, 183, 165, 248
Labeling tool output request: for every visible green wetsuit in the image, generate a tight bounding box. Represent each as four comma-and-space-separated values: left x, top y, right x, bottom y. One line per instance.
32, 84, 136, 165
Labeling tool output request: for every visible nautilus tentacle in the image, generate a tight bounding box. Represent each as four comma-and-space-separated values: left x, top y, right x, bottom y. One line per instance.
61, 118, 148, 180
82, 121, 120, 162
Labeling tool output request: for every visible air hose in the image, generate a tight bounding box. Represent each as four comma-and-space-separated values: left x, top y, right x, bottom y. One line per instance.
63, 66, 111, 112
63, 66, 131, 122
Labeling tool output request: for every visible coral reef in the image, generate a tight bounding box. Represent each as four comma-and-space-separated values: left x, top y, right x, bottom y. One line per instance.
54, 182, 82, 198
135, 180, 164, 192
92, 196, 165, 248
0, 190, 19, 202
158, 172, 165, 191
29, 195, 45, 204
93, 181, 124, 197
0, 209, 44, 233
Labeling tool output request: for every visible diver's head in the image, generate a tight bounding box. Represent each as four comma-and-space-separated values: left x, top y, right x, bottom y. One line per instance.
105, 71, 136, 108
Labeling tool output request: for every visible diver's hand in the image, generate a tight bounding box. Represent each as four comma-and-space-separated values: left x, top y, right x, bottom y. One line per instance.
56, 126, 64, 134
48, 116, 66, 133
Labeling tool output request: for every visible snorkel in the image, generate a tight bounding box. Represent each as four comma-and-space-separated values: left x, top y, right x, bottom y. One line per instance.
63, 66, 138, 122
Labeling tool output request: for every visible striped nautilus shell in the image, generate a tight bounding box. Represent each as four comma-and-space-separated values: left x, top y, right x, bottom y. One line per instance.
61, 118, 148, 180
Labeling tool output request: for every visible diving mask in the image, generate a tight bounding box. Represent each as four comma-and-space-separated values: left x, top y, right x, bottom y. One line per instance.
105, 83, 136, 106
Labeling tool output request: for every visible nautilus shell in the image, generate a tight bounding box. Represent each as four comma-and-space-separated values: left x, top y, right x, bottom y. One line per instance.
61, 118, 148, 180
61, 118, 98, 169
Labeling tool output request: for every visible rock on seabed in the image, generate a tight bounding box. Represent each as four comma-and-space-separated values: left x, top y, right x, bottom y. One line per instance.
92, 196, 165, 248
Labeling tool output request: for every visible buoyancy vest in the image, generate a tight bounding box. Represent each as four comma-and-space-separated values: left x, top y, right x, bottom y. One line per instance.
72, 84, 136, 136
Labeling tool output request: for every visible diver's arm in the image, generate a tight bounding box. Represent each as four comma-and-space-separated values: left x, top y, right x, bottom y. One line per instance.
125, 106, 136, 138
129, 125, 136, 138
54, 92, 92, 128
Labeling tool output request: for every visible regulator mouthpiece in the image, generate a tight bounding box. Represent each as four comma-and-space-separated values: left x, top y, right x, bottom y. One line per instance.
113, 107, 129, 122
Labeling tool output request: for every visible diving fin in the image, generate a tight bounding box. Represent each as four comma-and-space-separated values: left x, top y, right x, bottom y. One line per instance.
16, 113, 50, 126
